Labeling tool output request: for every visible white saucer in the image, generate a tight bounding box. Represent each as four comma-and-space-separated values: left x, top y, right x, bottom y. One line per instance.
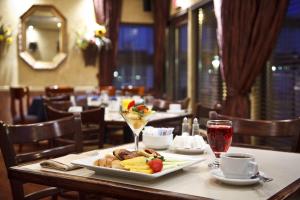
211, 168, 260, 185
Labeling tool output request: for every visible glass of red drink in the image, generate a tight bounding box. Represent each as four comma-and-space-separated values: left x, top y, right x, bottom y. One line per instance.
207, 120, 233, 168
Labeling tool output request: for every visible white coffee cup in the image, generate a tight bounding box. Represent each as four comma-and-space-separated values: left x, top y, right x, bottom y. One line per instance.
220, 153, 258, 179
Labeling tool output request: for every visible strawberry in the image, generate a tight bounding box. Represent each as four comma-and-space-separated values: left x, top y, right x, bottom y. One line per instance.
136, 105, 146, 111
127, 100, 135, 110
147, 158, 163, 173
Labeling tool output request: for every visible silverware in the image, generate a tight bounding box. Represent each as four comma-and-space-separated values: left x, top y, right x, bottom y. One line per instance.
251, 172, 273, 182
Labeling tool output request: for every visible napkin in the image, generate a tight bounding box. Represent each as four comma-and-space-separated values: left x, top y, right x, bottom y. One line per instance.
68, 106, 83, 113
171, 135, 206, 149
40, 154, 84, 171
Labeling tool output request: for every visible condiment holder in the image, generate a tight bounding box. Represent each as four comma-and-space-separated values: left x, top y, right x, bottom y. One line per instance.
142, 126, 174, 150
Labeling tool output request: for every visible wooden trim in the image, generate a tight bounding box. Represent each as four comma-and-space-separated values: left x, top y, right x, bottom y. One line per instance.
169, 13, 188, 27
169, 10, 188, 22
190, 0, 212, 11
268, 178, 300, 200
8, 167, 210, 200
8, 166, 300, 200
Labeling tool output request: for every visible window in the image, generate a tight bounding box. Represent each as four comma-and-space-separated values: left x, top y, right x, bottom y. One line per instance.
168, 15, 188, 100
196, 3, 223, 107
113, 24, 154, 90
262, 0, 300, 119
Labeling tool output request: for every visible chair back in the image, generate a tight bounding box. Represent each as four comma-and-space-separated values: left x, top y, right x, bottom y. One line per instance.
45, 85, 74, 97
210, 111, 300, 153
152, 99, 170, 111
10, 86, 30, 121
121, 86, 145, 96
196, 103, 222, 128
0, 116, 83, 169
45, 105, 105, 148
100, 85, 116, 96
176, 97, 190, 109
44, 99, 73, 111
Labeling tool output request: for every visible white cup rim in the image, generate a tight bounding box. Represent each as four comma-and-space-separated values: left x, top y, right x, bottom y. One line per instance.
221, 152, 254, 160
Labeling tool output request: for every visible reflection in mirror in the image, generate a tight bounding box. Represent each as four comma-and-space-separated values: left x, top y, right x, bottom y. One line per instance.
19, 5, 67, 70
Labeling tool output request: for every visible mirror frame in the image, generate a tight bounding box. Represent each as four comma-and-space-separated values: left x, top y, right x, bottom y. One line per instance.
19, 5, 67, 70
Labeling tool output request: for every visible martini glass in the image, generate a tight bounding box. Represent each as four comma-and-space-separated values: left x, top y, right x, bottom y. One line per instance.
120, 110, 153, 151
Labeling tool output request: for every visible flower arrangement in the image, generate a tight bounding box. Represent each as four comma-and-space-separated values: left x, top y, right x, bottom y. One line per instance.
76, 24, 110, 50
76, 24, 111, 66
0, 17, 13, 50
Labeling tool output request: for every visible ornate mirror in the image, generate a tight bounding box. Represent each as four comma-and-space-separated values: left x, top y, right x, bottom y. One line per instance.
19, 5, 67, 70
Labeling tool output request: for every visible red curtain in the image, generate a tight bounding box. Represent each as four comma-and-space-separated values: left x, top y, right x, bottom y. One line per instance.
215, 0, 288, 118
153, 0, 170, 96
93, 0, 122, 86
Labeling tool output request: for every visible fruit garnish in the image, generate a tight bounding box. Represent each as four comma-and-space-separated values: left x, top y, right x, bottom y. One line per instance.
147, 158, 163, 173
127, 100, 135, 110
121, 99, 133, 111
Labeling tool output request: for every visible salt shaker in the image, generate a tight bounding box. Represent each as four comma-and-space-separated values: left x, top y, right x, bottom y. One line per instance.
192, 118, 200, 136
182, 117, 190, 136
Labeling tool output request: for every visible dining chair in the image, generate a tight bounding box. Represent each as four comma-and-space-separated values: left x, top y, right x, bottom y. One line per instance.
176, 97, 190, 110
45, 85, 74, 97
9, 86, 39, 124
152, 99, 170, 111
0, 116, 83, 200
195, 103, 222, 129
121, 86, 144, 96
209, 111, 300, 153
99, 85, 116, 96
45, 105, 105, 148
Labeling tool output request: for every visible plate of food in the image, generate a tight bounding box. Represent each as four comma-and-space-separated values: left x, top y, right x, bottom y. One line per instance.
72, 148, 205, 180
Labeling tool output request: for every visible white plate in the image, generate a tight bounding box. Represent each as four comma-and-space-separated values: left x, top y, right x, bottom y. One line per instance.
72, 153, 205, 180
211, 168, 260, 185
170, 145, 207, 155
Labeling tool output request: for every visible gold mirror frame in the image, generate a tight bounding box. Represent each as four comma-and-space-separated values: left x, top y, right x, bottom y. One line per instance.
18, 5, 67, 70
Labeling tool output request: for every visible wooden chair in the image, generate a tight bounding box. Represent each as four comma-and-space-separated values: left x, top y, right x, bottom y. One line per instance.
153, 99, 170, 111
45, 85, 74, 97
45, 105, 105, 148
209, 111, 300, 153
0, 116, 83, 200
43, 98, 73, 111
100, 85, 116, 96
176, 97, 190, 110
121, 86, 145, 96
10, 86, 39, 124
195, 103, 222, 129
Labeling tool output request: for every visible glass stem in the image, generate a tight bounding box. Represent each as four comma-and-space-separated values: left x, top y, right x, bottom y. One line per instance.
134, 134, 139, 151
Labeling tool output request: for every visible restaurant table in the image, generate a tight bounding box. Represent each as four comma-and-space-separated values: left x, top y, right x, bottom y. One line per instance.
28, 97, 192, 142
8, 144, 300, 200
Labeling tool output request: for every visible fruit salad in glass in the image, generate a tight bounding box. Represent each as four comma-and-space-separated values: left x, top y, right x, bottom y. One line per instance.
120, 99, 154, 150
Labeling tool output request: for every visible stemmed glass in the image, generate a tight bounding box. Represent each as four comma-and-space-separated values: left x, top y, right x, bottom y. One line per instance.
206, 120, 233, 168
120, 100, 154, 151
144, 95, 154, 110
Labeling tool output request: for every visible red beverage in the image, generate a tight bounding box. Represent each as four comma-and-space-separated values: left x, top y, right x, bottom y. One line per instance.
207, 125, 233, 158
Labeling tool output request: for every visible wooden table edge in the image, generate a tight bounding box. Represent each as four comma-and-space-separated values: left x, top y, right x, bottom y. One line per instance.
8, 167, 210, 200
268, 178, 300, 200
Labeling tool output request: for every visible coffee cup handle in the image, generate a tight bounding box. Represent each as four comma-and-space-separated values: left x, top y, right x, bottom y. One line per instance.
248, 161, 258, 176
